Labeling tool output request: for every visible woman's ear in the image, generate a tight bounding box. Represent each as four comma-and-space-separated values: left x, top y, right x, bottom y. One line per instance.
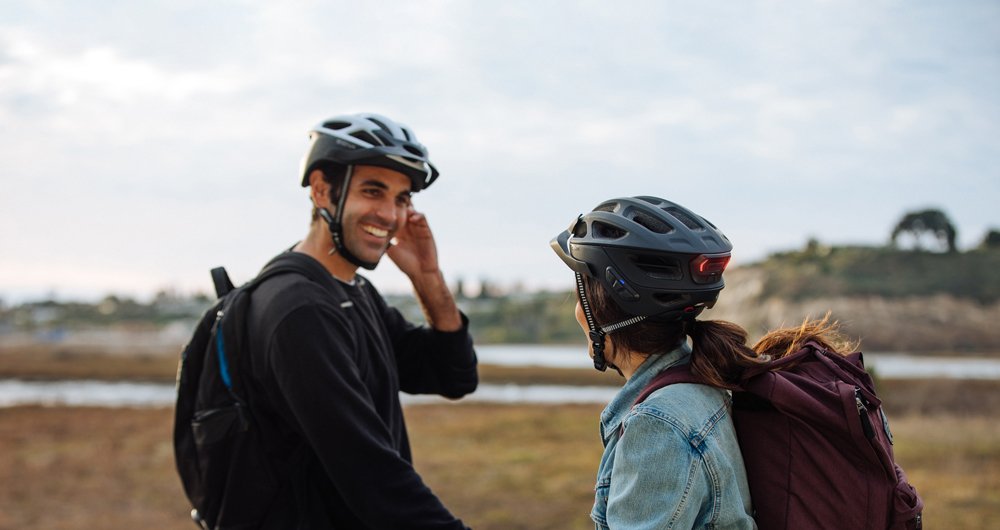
602, 335, 616, 363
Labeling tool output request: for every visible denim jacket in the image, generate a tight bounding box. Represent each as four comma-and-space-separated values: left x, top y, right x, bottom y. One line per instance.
592, 343, 756, 530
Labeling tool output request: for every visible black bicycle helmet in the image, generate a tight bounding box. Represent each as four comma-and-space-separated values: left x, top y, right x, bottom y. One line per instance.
550, 196, 733, 371
299, 113, 439, 191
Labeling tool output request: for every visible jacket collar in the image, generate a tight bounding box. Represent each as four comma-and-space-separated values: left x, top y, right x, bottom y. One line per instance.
599, 341, 691, 444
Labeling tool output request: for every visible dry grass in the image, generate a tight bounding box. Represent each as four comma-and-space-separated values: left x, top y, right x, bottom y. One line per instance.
1, 349, 998, 528
0, 404, 997, 529
889, 415, 1000, 529
406, 404, 603, 529
0, 347, 179, 382
0, 406, 188, 530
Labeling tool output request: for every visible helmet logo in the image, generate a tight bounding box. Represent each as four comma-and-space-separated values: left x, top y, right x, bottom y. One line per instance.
333, 138, 358, 149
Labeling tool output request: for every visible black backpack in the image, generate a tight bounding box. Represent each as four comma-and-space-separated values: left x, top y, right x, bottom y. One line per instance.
173, 254, 341, 529
635, 343, 923, 530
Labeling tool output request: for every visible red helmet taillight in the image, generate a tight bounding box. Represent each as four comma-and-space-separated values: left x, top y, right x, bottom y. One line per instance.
690, 254, 730, 284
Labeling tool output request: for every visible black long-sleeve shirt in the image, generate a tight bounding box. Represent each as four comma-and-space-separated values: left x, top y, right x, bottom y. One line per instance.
245, 251, 478, 529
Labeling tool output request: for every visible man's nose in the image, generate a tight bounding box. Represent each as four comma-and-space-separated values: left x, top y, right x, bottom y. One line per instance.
374, 198, 399, 224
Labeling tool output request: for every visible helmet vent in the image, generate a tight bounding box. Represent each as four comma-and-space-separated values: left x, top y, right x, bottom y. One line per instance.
592, 221, 627, 240
351, 131, 380, 146
367, 117, 391, 131
653, 292, 688, 305
403, 145, 424, 157
593, 202, 618, 213
664, 207, 703, 230
572, 221, 588, 238
631, 255, 683, 280
632, 212, 673, 234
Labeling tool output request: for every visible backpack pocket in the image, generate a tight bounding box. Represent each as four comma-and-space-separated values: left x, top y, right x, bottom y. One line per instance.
889, 464, 923, 530
190, 402, 278, 528
192, 402, 248, 446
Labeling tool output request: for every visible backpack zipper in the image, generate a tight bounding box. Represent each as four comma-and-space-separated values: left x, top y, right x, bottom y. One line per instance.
855, 387, 876, 440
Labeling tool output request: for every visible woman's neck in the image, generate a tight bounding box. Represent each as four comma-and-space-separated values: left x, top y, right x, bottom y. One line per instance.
614, 349, 644, 381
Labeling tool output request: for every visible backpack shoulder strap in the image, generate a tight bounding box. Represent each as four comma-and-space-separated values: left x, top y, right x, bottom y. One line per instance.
248, 251, 349, 301
634, 363, 700, 406
210, 267, 236, 298
207, 252, 345, 394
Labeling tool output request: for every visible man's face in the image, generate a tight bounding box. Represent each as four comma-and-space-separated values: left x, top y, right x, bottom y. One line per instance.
339, 165, 413, 266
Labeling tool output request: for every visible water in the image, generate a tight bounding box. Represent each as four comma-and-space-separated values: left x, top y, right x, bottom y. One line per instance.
0, 379, 178, 408
0, 380, 617, 408
2, 345, 998, 408
477, 344, 1000, 379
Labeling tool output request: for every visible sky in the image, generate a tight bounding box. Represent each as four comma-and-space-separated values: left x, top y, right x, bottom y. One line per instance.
2, 0, 998, 303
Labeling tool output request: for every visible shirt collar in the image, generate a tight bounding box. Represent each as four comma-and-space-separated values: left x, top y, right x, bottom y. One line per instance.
599, 341, 691, 443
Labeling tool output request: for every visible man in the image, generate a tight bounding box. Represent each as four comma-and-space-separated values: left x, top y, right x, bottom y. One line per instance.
244, 113, 478, 528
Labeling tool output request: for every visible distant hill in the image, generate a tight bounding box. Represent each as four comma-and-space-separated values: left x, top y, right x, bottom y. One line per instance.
4, 245, 997, 355
455, 245, 1000, 353
711, 246, 1000, 353
750, 245, 1000, 303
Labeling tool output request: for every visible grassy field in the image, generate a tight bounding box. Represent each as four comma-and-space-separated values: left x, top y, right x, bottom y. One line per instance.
1, 349, 998, 528
0, 404, 997, 529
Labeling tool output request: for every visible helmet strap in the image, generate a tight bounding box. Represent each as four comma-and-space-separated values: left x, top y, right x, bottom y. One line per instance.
576, 273, 609, 372
319, 166, 380, 271
602, 315, 648, 334
576, 273, 650, 373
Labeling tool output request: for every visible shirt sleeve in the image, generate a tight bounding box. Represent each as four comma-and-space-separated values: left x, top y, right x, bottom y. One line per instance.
607, 411, 713, 530
264, 302, 469, 530
367, 284, 478, 398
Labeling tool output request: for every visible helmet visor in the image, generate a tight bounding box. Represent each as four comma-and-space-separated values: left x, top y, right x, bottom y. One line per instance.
550, 227, 591, 276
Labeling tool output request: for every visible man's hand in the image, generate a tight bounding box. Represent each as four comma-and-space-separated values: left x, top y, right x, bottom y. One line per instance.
387, 208, 462, 331
387, 208, 439, 277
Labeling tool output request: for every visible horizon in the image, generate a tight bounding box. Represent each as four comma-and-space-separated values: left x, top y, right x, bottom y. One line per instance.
1, 236, 983, 305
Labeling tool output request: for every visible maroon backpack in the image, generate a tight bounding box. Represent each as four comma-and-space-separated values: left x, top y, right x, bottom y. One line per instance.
636, 343, 923, 530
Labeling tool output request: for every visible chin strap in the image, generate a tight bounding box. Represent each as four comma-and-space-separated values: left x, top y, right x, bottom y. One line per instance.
575, 273, 607, 371
317, 166, 379, 271
576, 273, 647, 372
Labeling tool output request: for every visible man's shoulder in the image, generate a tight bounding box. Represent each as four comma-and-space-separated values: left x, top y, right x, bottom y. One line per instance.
251, 270, 340, 318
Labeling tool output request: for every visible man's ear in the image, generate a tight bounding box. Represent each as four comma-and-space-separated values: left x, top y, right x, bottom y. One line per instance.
308, 169, 330, 209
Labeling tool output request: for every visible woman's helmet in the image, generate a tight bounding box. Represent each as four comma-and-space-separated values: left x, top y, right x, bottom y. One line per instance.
299, 113, 439, 191
550, 196, 733, 370
552, 195, 733, 320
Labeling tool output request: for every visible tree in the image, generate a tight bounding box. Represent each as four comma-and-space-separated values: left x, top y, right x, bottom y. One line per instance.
890, 208, 958, 253
980, 229, 1000, 250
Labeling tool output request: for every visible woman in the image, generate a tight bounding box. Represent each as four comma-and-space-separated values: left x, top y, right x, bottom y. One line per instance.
550, 196, 759, 529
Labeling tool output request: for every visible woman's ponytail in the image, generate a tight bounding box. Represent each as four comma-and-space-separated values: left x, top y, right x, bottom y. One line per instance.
687, 320, 768, 389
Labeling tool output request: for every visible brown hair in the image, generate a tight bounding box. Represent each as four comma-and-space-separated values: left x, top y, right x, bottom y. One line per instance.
752, 313, 859, 359
583, 276, 766, 389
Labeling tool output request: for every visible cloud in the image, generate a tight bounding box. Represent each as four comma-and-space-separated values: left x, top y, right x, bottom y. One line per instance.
1, 0, 998, 301
0, 31, 245, 108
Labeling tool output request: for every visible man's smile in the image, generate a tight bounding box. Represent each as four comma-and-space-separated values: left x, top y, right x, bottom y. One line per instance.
361, 224, 391, 239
